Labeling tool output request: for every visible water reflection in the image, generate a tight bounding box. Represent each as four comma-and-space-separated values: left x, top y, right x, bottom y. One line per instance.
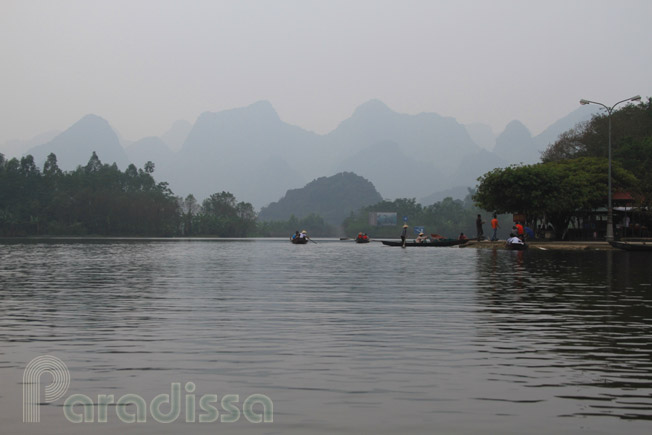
475, 248, 652, 420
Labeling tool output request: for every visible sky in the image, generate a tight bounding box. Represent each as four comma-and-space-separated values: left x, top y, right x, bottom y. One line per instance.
1, 0, 651, 147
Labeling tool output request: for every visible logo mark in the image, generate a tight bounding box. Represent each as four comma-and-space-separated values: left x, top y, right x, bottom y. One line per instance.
23, 355, 70, 423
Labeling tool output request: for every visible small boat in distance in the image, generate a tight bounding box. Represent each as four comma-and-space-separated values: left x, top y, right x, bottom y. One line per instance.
609, 239, 652, 251
355, 233, 370, 244
290, 230, 311, 244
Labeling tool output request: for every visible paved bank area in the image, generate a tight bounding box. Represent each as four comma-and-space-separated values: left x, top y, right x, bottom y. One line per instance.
461, 240, 614, 250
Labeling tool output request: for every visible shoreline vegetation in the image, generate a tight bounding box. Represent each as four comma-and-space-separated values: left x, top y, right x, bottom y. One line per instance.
0, 151, 494, 239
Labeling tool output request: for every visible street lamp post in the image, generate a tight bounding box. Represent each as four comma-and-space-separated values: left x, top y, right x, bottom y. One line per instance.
579, 95, 641, 241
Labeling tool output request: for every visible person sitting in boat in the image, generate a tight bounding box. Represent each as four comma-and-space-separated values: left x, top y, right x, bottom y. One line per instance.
505, 233, 524, 246
458, 232, 468, 241
299, 230, 309, 240
292, 230, 300, 240
415, 232, 428, 243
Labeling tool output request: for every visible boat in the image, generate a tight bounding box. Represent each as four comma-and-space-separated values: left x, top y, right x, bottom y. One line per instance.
506, 241, 528, 250
291, 230, 312, 244
381, 238, 466, 247
609, 240, 652, 251
355, 234, 370, 244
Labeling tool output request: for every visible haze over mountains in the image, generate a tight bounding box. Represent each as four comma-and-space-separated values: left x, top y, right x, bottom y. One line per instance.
4, 100, 598, 210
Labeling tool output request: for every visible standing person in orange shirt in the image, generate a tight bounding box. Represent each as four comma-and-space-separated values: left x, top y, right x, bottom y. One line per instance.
490, 214, 500, 241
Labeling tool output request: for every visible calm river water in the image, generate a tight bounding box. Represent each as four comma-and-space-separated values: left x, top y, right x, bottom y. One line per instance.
1, 239, 651, 434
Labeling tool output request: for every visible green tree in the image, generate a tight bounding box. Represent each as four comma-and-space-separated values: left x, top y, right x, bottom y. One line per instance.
197, 191, 258, 237
85, 151, 103, 173
43, 153, 63, 178
542, 97, 652, 209
179, 194, 199, 235
474, 158, 638, 238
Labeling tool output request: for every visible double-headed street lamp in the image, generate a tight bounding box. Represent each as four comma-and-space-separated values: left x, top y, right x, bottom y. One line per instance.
579, 95, 641, 241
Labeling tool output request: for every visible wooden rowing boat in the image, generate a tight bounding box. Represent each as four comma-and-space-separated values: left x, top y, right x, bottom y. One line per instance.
381, 239, 466, 247
608, 240, 652, 251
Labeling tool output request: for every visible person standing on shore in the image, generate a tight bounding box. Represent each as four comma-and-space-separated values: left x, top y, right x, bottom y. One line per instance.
490, 214, 500, 241
476, 214, 485, 240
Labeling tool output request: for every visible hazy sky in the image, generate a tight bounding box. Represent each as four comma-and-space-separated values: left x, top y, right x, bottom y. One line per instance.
1, 0, 651, 146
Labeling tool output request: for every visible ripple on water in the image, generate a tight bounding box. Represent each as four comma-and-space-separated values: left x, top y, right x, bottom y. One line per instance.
1, 240, 652, 433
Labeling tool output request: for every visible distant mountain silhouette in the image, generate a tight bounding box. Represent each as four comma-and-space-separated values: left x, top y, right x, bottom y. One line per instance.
20, 100, 600, 211
158, 101, 321, 207
161, 119, 192, 152
258, 172, 383, 226
161, 100, 491, 207
27, 114, 128, 170
327, 99, 481, 176
419, 185, 473, 205
489, 105, 599, 166
0, 130, 60, 159
240, 155, 307, 208
335, 140, 443, 199
493, 120, 535, 164
449, 148, 508, 188
125, 136, 174, 170
464, 123, 496, 151
533, 105, 599, 152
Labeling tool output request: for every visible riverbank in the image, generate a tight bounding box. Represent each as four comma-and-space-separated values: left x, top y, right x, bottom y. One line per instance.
461, 240, 615, 250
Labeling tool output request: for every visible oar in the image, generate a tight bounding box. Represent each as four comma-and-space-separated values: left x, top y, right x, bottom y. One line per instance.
309, 237, 318, 244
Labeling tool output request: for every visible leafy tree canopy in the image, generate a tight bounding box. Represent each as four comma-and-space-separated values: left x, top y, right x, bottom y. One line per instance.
542, 97, 652, 206
473, 158, 638, 238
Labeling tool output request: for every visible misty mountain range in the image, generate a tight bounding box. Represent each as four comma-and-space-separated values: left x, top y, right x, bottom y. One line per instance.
4, 100, 598, 210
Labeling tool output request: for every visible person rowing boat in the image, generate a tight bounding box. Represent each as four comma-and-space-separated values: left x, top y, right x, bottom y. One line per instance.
400, 224, 408, 248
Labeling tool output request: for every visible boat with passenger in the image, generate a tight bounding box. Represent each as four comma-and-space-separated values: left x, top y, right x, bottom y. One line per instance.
355, 233, 370, 244
290, 230, 310, 244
